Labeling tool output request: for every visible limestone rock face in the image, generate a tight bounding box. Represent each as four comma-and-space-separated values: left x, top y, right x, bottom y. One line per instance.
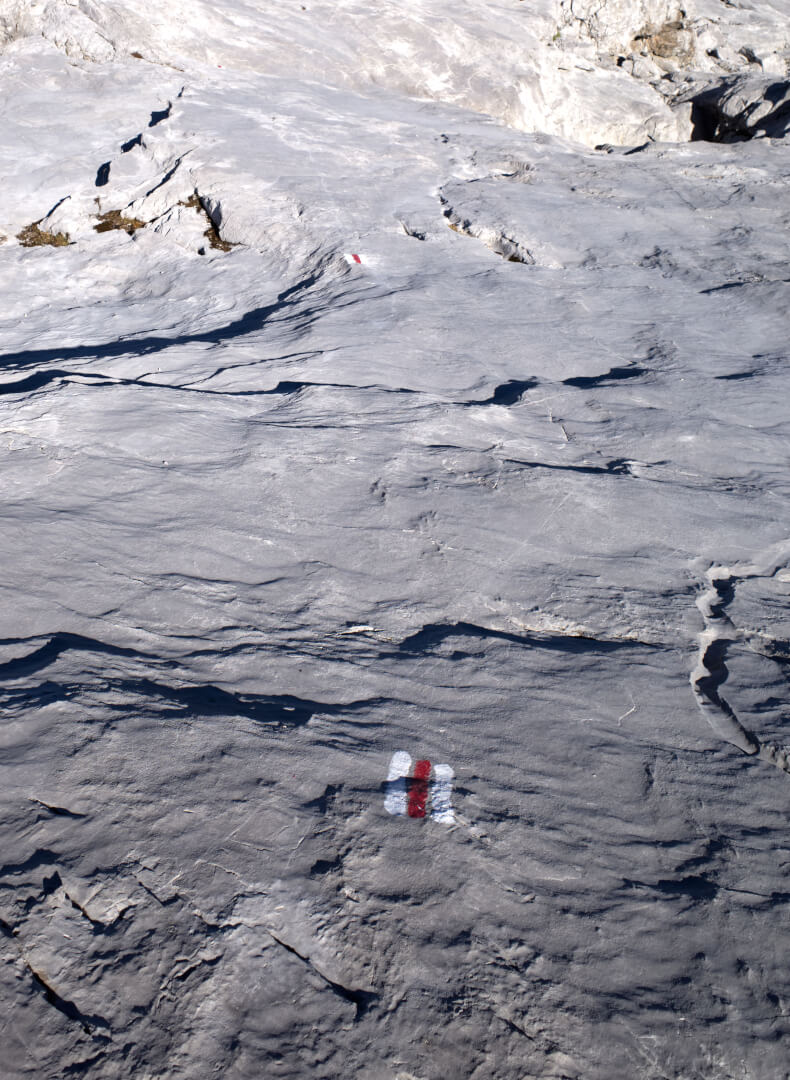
4, 0, 788, 147
691, 0, 790, 75
558, 0, 790, 86
692, 72, 790, 140
559, 0, 683, 54
1, 0, 694, 147
1, 3, 790, 1080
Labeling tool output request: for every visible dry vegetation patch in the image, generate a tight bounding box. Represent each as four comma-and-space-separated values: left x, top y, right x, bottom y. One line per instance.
94, 210, 146, 235
181, 193, 236, 252
17, 222, 70, 247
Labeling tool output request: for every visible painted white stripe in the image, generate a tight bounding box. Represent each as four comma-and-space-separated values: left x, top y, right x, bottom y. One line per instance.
431, 763, 455, 824
384, 750, 412, 816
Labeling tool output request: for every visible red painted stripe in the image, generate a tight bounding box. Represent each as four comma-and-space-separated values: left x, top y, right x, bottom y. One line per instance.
407, 759, 431, 818
352, 253, 362, 263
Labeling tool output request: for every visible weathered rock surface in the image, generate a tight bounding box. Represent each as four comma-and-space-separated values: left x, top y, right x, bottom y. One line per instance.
1, 2, 790, 1079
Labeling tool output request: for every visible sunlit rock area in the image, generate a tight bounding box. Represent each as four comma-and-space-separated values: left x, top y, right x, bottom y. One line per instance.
1, 2, 789, 1077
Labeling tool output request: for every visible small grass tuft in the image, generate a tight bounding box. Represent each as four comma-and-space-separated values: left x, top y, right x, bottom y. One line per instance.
17, 222, 71, 247
94, 210, 146, 235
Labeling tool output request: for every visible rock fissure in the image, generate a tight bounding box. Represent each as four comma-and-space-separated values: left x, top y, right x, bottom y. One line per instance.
691, 552, 790, 772
264, 928, 378, 1019
439, 194, 535, 264
179, 192, 236, 252
27, 964, 110, 1038
0, 911, 110, 1039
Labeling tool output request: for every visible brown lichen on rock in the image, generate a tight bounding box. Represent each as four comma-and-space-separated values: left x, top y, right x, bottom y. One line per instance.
17, 222, 71, 247
94, 210, 146, 235
632, 18, 694, 66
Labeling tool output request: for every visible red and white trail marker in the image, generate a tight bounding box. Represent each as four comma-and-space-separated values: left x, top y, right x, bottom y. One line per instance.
344, 252, 363, 265
384, 751, 455, 824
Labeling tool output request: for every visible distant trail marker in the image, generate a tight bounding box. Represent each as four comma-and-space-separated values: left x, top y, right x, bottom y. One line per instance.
407, 759, 431, 818
384, 751, 411, 816
344, 253, 363, 265
431, 763, 455, 825
384, 752, 455, 824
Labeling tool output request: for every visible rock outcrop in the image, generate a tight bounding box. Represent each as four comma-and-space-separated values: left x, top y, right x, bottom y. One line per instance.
691, 72, 790, 139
